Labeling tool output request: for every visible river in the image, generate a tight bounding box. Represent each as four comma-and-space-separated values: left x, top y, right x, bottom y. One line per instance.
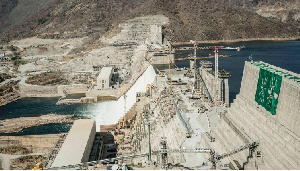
0, 40, 299, 135
0, 66, 156, 134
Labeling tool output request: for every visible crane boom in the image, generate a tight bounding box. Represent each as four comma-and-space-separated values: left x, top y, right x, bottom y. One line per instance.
144, 51, 165, 77
149, 55, 229, 63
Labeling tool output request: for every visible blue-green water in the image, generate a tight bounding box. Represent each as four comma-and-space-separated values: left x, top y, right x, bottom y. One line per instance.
0, 124, 72, 136
174, 39, 300, 102
0, 97, 103, 135
0, 40, 299, 135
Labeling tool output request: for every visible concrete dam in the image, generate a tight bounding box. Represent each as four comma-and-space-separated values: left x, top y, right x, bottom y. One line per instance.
43, 60, 300, 170
201, 61, 300, 169
93, 65, 156, 131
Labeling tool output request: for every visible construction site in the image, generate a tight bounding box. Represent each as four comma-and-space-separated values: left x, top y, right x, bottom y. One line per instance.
0, 14, 299, 170
42, 51, 300, 170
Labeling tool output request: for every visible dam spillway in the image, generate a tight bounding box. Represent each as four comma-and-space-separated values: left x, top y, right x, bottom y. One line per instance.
93, 65, 156, 131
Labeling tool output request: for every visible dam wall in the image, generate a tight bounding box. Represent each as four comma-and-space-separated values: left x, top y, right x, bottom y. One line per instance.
93, 65, 156, 131
19, 84, 59, 97
199, 67, 230, 104
201, 61, 300, 170
239, 62, 300, 137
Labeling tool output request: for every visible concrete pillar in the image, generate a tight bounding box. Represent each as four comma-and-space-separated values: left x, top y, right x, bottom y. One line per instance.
224, 78, 229, 105
190, 60, 195, 70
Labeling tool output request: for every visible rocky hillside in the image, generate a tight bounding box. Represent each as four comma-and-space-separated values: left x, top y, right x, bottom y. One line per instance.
0, 0, 56, 39
225, 0, 300, 27
3, 0, 147, 40
127, 0, 299, 41
1, 0, 299, 42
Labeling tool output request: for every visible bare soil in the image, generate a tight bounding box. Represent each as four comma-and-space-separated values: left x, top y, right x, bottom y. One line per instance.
26, 71, 69, 86
10, 155, 46, 170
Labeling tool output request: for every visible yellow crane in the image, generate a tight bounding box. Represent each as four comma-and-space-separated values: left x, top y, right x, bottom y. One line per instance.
88, 77, 94, 86
149, 56, 228, 63
144, 51, 165, 77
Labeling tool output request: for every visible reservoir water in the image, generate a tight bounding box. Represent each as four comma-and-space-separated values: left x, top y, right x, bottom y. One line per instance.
174, 39, 300, 103
0, 40, 299, 135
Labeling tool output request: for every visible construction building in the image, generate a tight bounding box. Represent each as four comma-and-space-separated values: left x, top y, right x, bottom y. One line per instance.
51, 119, 96, 168
97, 67, 113, 90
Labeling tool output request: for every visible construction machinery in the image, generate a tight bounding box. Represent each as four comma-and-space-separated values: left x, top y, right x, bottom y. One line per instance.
146, 84, 152, 98
88, 77, 94, 87
32, 163, 43, 170
147, 42, 231, 96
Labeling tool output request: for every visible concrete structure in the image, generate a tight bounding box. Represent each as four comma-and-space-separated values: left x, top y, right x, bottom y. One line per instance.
0, 134, 60, 149
150, 24, 162, 45
199, 61, 230, 105
149, 50, 175, 65
19, 82, 87, 98
97, 67, 113, 90
201, 61, 300, 169
51, 119, 96, 168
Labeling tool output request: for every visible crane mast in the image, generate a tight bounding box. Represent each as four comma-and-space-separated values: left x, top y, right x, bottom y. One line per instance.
215, 47, 219, 102
210, 46, 223, 103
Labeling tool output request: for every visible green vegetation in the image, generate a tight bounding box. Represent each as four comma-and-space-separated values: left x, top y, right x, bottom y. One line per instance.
0, 73, 11, 83
38, 17, 47, 25
13, 59, 27, 66
0, 145, 31, 155
13, 51, 20, 57
7, 45, 17, 51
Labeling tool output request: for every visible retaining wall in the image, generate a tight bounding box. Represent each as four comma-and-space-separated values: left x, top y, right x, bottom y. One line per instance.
20, 83, 87, 97
0, 134, 60, 148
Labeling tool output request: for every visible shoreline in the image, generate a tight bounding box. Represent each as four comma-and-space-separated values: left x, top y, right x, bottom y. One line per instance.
0, 114, 74, 133
171, 36, 300, 45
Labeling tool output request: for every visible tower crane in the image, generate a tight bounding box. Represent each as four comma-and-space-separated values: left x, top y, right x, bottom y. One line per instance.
147, 44, 230, 95
209, 46, 223, 103
168, 43, 173, 95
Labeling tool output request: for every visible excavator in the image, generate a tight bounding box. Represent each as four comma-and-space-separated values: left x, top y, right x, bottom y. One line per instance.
88, 77, 94, 87
32, 163, 43, 170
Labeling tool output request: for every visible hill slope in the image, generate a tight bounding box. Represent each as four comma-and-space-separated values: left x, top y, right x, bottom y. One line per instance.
3, 0, 147, 40
127, 0, 299, 41
225, 0, 300, 27
1, 0, 300, 42
0, 0, 55, 38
